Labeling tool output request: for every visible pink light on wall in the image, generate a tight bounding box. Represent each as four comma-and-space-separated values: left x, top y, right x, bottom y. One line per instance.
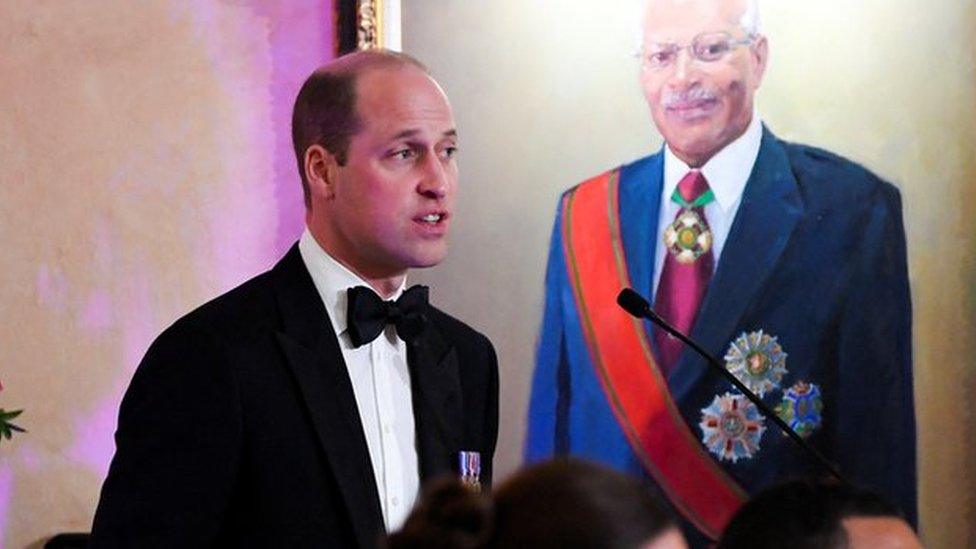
80, 290, 113, 336
245, 0, 337, 256
68, 395, 124, 478
4, 2, 340, 545
172, 0, 337, 291
0, 464, 12, 545
68, 258, 157, 479
36, 265, 68, 312
56, 1, 337, 539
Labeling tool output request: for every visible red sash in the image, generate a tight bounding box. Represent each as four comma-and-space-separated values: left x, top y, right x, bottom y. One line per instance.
561, 170, 746, 540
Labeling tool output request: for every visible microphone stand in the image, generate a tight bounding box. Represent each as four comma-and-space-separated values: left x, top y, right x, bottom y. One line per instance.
616, 288, 848, 485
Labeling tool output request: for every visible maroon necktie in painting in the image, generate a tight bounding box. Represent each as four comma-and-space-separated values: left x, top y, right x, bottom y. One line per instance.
653, 170, 716, 376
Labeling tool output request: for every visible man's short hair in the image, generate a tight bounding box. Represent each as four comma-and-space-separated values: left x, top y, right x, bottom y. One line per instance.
739, 0, 761, 35
718, 479, 907, 549
639, 0, 762, 39
290, 49, 428, 208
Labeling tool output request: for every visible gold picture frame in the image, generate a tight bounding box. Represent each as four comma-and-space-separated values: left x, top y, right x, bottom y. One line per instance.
356, 0, 383, 50
336, 0, 398, 54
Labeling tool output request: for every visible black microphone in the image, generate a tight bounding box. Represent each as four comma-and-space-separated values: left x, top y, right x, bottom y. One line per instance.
616, 288, 848, 485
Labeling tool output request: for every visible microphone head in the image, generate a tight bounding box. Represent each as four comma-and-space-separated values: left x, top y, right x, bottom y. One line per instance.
617, 288, 650, 318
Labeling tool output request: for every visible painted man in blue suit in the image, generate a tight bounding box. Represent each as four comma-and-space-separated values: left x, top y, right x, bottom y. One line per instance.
526, 0, 915, 544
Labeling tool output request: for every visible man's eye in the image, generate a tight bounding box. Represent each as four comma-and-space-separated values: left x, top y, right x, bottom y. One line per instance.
697, 41, 730, 60
649, 51, 675, 65
442, 146, 458, 159
389, 149, 415, 160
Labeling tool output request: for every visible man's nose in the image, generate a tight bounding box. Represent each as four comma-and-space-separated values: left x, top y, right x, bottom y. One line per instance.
418, 153, 450, 199
671, 47, 697, 83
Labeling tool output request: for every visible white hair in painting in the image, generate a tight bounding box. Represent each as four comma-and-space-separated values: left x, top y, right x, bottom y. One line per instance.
739, 0, 761, 35
638, 0, 763, 36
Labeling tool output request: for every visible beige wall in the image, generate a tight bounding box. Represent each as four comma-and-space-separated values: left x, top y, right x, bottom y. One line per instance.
403, 1, 976, 547
0, 1, 333, 546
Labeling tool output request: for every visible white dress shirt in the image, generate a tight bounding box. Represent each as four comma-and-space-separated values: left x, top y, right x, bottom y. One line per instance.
298, 229, 419, 532
653, 113, 763, 299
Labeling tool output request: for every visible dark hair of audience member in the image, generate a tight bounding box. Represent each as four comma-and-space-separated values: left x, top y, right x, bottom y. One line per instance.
717, 479, 907, 549
387, 458, 678, 549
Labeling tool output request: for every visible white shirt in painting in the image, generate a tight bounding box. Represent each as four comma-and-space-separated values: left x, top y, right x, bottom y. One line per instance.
653, 113, 763, 299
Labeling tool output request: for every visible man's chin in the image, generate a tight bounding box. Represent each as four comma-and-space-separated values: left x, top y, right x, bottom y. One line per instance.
664, 135, 724, 167
406, 248, 449, 270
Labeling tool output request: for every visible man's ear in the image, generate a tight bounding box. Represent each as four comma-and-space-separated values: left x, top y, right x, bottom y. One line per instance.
304, 144, 339, 201
751, 35, 769, 87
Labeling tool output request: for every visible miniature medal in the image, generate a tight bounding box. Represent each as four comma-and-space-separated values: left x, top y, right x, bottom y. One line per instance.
699, 392, 766, 463
724, 330, 788, 397
458, 451, 482, 492
775, 381, 824, 438
663, 209, 713, 264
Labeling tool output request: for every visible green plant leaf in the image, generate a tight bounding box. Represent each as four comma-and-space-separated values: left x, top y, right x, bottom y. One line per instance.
0, 409, 26, 442
0, 409, 23, 420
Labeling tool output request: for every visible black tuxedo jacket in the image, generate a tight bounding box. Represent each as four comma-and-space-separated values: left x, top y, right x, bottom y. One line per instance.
90, 245, 499, 548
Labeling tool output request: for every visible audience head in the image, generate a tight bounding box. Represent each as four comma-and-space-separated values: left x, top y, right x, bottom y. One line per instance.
388, 458, 687, 549
718, 479, 922, 549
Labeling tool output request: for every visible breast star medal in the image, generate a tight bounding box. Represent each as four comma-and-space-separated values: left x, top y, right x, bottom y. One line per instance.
699, 392, 766, 463
663, 209, 713, 264
724, 330, 788, 397
775, 381, 824, 438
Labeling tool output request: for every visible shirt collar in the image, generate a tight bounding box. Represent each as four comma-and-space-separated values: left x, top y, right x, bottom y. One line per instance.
663, 112, 763, 212
298, 228, 406, 337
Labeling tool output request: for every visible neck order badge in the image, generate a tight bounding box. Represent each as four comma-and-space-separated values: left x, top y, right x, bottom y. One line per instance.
654, 170, 716, 375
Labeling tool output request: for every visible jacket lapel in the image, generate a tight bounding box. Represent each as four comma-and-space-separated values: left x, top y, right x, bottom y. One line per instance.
619, 152, 665, 303
618, 152, 673, 362
407, 316, 462, 482
271, 245, 385, 548
670, 128, 805, 401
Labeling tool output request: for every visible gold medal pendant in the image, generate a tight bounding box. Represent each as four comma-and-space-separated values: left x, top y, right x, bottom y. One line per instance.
664, 209, 713, 264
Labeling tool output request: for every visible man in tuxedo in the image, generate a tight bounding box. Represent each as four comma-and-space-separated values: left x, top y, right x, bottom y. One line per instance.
525, 0, 915, 544
91, 50, 498, 548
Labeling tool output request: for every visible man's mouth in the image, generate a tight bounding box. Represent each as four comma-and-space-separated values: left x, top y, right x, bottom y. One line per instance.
414, 211, 449, 227
665, 98, 719, 120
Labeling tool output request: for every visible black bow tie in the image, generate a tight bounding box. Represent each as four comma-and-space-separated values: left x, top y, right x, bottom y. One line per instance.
346, 285, 429, 348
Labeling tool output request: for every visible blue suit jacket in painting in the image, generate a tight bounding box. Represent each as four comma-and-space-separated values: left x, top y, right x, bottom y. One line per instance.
525, 127, 916, 538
